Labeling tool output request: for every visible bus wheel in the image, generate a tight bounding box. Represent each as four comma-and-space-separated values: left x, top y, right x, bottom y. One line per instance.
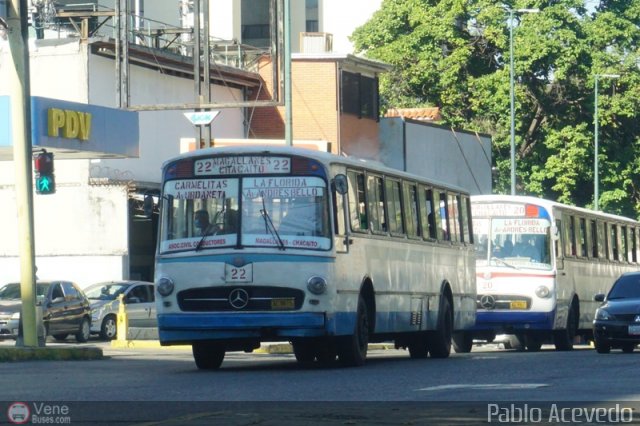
337, 295, 369, 367
292, 340, 316, 364
408, 332, 429, 358
524, 334, 542, 352
452, 331, 473, 353
192, 341, 225, 370
554, 304, 577, 351
428, 297, 452, 358
316, 342, 337, 364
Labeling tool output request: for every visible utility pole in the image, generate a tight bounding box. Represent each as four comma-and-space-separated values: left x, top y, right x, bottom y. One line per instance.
7, 0, 39, 347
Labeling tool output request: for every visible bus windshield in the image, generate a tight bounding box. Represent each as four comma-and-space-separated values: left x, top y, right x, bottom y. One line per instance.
474, 217, 552, 270
160, 174, 331, 253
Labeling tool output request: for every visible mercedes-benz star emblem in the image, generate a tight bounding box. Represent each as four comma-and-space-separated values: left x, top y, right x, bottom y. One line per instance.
480, 294, 496, 310
229, 288, 249, 309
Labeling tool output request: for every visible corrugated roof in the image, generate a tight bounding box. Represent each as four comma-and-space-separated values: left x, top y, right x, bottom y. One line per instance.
384, 107, 441, 121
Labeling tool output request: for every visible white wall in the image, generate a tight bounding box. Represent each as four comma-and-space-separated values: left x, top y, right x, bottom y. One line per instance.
320, 0, 382, 53
87, 52, 246, 183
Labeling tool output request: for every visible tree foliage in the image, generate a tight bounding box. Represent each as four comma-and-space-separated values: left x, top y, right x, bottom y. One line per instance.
351, 0, 640, 218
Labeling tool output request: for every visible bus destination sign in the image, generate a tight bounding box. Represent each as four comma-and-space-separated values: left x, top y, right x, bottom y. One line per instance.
195, 156, 290, 176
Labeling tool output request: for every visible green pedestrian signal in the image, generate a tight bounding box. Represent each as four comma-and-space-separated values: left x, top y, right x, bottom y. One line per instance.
33, 152, 56, 194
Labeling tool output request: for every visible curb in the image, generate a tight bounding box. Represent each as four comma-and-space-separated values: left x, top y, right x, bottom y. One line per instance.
109, 341, 397, 354
0, 346, 103, 362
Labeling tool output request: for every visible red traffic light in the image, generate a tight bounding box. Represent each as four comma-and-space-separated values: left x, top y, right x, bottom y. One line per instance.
34, 152, 54, 174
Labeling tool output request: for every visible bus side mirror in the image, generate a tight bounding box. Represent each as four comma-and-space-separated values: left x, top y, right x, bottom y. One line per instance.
333, 174, 348, 195
550, 225, 560, 241
143, 194, 155, 218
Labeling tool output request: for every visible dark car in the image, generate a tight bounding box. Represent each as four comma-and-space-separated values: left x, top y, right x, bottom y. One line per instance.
593, 271, 640, 354
0, 280, 91, 342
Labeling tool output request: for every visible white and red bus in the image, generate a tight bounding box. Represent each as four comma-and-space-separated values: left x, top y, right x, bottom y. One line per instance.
153, 146, 476, 369
468, 195, 640, 352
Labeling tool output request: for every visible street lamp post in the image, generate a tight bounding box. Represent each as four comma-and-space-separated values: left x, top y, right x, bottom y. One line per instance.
509, 8, 538, 195
593, 73, 620, 211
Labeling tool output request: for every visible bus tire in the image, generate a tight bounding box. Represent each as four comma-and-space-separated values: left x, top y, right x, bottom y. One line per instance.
554, 303, 577, 351
452, 331, 473, 353
524, 334, 542, 352
192, 341, 225, 370
337, 295, 369, 367
292, 340, 316, 364
408, 332, 429, 359
428, 296, 452, 358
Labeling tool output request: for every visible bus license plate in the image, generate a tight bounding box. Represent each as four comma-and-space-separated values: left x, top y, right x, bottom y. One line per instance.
629, 325, 640, 335
225, 264, 253, 283
510, 300, 527, 310
271, 298, 295, 310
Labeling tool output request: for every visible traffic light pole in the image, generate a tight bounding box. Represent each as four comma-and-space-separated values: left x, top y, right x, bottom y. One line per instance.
7, 0, 39, 347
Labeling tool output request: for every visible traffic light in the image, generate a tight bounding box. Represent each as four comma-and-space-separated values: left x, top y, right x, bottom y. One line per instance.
34, 152, 56, 194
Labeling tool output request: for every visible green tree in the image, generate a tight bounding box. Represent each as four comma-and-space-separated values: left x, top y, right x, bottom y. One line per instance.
351, 0, 640, 217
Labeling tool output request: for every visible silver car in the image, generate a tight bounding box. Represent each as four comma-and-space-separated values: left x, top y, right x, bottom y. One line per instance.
84, 281, 156, 340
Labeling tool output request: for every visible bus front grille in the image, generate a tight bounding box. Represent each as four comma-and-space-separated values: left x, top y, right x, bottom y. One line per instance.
178, 286, 305, 312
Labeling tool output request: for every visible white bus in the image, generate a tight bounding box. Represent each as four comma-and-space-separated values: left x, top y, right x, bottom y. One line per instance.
468, 194, 640, 352
153, 146, 476, 369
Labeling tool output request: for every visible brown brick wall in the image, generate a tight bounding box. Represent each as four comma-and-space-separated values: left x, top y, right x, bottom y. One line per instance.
249, 56, 380, 158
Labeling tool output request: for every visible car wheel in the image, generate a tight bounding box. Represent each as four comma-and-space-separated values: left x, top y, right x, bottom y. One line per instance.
75, 317, 90, 343
595, 338, 611, 354
622, 343, 636, 353
100, 315, 118, 341
52, 334, 69, 341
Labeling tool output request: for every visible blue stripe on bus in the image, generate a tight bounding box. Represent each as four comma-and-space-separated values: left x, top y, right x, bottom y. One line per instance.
157, 253, 333, 264
473, 310, 555, 331
158, 310, 433, 344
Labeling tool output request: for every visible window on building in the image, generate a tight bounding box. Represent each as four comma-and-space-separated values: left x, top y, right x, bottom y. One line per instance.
341, 71, 379, 120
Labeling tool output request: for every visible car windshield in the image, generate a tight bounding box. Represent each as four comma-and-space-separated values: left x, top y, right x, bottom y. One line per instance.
0, 283, 51, 299
84, 283, 130, 300
608, 275, 640, 299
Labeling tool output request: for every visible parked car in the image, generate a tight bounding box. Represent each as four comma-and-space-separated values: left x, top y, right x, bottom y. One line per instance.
0, 280, 91, 342
593, 271, 640, 354
84, 280, 156, 340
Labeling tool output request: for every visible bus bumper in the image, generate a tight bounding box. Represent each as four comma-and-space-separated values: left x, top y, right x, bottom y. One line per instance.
473, 310, 556, 332
158, 312, 350, 344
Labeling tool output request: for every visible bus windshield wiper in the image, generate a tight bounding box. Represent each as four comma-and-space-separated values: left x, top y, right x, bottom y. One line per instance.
491, 257, 519, 269
260, 194, 285, 250
195, 224, 215, 252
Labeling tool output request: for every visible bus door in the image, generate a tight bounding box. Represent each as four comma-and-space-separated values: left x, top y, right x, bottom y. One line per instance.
333, 174, 350, 254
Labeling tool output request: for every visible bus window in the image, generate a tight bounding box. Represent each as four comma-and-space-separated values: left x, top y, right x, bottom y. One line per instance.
610, 224, 619, 261
403, 182, 420, 238
367, 175, 387, 233
385, 178, 404, 235
448, 193, 460, 242
578, 217, 587, 257
420, 187, 437, 239
590, 219, 598, 258
347, 171, 368, 232
438, 191, 449, 241
461, 195, 472, 244
562, 215, 574, 257
621, 225, 628, 262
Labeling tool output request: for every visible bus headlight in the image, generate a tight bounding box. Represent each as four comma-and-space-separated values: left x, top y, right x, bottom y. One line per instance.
157, 277, 175, 297
535, 285, 550, 298
307, 276, 327, 295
